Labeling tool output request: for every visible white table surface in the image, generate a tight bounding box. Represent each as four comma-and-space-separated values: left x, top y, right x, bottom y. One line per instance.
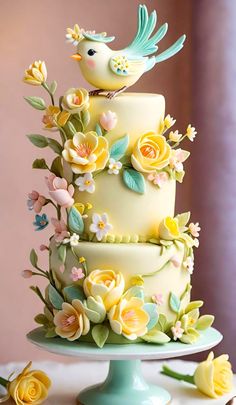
0, 360, 235, 404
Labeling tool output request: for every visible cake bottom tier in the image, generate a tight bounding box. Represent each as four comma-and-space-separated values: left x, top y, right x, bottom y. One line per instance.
50, 241, 191, 323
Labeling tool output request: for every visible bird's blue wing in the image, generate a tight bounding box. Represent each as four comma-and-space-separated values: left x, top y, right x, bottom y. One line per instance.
123, 4, 168, 58
155, 35, 186, 63
109, 54, 146, 76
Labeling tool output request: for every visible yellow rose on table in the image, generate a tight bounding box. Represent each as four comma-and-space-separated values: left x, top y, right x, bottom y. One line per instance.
23, 60, 47, 86
108, 297, 149, 340
131, 132, 171, 173
159, 216, 180, 240
83, 269, 125, 311
194, 351, 233, 398
62, 88, 89, 114
8, 361, 51, 405
62, 131, 109, 174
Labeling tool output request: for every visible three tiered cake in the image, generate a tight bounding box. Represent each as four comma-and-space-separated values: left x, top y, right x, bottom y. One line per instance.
23, 5, 214, 347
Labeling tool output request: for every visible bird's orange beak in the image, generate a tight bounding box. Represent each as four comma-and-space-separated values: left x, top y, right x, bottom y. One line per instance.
71, 53, 82, 61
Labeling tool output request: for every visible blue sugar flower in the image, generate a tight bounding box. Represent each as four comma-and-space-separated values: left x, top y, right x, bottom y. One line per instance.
33, 213, 49, 231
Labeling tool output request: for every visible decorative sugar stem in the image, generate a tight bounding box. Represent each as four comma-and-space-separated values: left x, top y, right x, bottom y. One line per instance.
42, 82, 55, 106
161, 365, 195, 385
141, 259, 170, 278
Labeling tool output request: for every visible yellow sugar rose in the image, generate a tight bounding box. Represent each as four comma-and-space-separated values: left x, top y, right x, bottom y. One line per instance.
159, 216, 180, 240
23, 60, 47, 86
8, 361, 51, 405
62, 88, 89, 114
108, 297, 149, 340
54, 299, 90, 341
62, 131, 109, 174
42, 105, 70, 130
194, 351, 233, 398
131, 132, 171, 173
83, 269, 125, 311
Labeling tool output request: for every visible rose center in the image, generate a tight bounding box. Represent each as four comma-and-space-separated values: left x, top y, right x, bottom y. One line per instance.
98, 221, 105, 229
73, 95, 81, 105
123, 310, 136, 321
62, 315, 76, 327
140, 145, 157, 159
76, 143, 92, 158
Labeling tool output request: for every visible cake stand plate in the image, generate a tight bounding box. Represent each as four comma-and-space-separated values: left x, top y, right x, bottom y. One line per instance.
27, 327, 222, 405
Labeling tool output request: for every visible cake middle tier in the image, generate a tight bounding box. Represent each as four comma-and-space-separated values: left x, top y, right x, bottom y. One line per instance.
75, 175, 176, 239
50, 241, 190, 322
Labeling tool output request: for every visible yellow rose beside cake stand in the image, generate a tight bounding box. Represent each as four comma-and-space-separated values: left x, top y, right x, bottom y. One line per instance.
27, 327, 222, 405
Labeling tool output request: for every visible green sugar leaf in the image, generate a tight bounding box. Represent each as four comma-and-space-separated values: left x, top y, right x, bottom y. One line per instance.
27, 134, 48, 148
110, 134, 129, 161
123, 169, 145, 194
81, 110, 90, 128
95, 123, 103, 136
24, 96, 46, 110
176, 212, 190, 228
143, 303, 159, 331
34, 314, 48, 325
50, 156, 63, 177
32, 158, 48, 170
92, 325, 109, 348
142, 329, 170, 344
67, 121, 77, 136
196, 315, 215, 330
68, 206, 84, 234
47, 138, 63, 154
169, 292, 181, 313
58, 245, 67, 263
48, 285, 64, 310
30, 248, 38, 268
49, 80, 57, 95
63, 285, 86, 302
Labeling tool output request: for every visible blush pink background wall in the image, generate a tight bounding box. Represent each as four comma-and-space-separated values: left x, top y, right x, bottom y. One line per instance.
2, 0, 232, 365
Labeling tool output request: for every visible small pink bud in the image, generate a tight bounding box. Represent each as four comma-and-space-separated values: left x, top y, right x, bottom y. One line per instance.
170, 255, 181, 268
99, 111, 117, 131
40, 244, 48, 251
22, 270, 33, 278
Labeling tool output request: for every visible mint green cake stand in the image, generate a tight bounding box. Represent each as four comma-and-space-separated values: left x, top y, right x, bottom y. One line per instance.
27, 327, 222, 405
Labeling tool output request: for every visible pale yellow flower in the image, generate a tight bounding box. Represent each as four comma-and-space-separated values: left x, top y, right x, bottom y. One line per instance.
62, 88, 89, 114
159, 114, 176, 133
54, 300, 90, 341
131, 132, 171, 173
42, 105, 70, 130
186, 124, 197, 141
62, 131, 109, 174
8, 361, 51, 404
84, 269, 125, 311
159, 216, 181, 240
108, 297, 149, 340
169, 130, 182, 142
194, 351, 233, 398
23, 60, 47, 86
66, 24, 84, 46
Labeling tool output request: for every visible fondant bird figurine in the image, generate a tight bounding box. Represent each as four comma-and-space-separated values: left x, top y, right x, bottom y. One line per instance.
67, 4, 186, 98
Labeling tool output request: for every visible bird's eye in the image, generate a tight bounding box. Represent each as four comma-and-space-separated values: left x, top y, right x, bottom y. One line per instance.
87, 49, 96, 56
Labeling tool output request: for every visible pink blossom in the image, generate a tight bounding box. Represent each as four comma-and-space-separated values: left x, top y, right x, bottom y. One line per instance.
99, 111, 117, 131
147, 172, 169, 188
51, 217, 69, 243
169, 149, 190, 172
40, 244, 49, 251
59, 264, 65, 273
70, 267, 85, 282
189, 222, 201, 238
152, 293, 164, 306
22, 270, 33, 278
27, 190, 46, 213
171, 321, 184, 341
45, 174, 74, 208
170, 255, 181, 268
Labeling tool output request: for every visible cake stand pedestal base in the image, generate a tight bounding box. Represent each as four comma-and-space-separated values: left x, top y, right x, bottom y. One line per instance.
78, 360, 170, 405
27, 327, 222, 405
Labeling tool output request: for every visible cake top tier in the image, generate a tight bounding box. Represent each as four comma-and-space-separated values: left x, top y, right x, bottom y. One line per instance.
67, 4, 186, 96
